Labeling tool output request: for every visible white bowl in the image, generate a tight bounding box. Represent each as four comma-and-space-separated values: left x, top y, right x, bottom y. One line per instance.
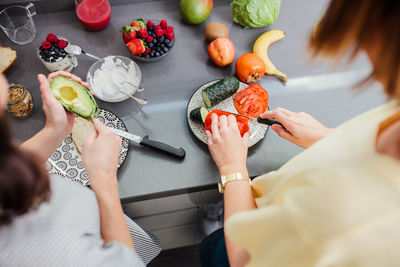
87, 55, 141, 102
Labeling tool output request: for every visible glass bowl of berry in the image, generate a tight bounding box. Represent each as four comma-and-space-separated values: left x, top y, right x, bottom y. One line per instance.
121, 19, 175, 62
37, 33, 78, 72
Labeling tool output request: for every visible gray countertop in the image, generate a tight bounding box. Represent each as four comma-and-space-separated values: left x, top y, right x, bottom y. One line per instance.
1, 0, 386, 202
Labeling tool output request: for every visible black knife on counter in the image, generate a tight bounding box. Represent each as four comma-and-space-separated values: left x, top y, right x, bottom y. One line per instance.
110, 128, 186, 159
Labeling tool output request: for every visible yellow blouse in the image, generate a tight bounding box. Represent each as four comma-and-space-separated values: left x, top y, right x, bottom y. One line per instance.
225, 101, 400, 267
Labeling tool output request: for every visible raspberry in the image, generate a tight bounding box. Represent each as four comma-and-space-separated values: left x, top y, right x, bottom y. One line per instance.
160, 19, 167, 29
154, 25, 162, 31
166, 32, 175, 41
139, 29, 148, 38
144, 48, 151, 55
166, 26, 174, 33
147, 20, 154, 28
46, 33, 58, 43
42, 41, 51, 50
146, 36, 154, 43
155, 29, 164, 37
57, 39, 67, 49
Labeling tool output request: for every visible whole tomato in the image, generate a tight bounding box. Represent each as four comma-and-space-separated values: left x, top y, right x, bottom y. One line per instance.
208, 37, 235, 67
204, 109, 249, 137
235, 53, 266, 83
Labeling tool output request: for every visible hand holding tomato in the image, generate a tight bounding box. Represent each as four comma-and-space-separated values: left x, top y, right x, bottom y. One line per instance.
204, 110, 249, 136
206, 114, 250, 176
260, 108, 333, 148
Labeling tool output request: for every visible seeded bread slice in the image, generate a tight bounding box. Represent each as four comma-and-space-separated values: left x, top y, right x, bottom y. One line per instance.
0, 47, 17, 73
71, 116, 94, 154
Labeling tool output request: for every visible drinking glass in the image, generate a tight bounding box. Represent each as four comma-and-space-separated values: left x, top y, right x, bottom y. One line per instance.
0, 3, 36, 45
75, 0, 111, 31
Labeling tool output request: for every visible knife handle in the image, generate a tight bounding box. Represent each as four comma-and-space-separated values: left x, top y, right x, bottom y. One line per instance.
140, 135, 186, 159
257, 117, 286, 130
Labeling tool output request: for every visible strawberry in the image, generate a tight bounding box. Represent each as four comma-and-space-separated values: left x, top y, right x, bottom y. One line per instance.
121, 25, 137, 43
57, 39, 67, 49
166, 26, 174, 33
46, 33, 58, 43
166, 32, 175, 41
42, 41, 51, 50
139, 29, 148, 38
131, 19, 146, 30
160, 19, 167, 29
126, 39, 146, 55
146, 20, 154, 28
146, 36, 154, 43
143, 48, 151, 55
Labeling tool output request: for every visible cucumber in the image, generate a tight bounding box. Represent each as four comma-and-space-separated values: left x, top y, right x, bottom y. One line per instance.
202, 76, 240, 108
190, 106, 209, 123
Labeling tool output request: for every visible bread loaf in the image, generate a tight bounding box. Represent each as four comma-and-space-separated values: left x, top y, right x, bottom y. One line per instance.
0, 47, 17, 73
71, 116, 94, 154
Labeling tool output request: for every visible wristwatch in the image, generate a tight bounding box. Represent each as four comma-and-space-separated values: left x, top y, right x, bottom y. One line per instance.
218, 173, 250, 193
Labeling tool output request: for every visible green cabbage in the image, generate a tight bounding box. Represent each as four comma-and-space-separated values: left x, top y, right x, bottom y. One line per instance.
231, 0, 281, 28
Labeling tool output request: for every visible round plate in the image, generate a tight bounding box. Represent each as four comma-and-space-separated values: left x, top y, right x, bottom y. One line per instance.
45, 108, 130, 186
187, 80, 269, 147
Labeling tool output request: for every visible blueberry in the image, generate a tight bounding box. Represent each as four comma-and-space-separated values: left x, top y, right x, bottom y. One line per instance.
54, 54, 59, 58
159, 36, 165, 42
167, 42, 173, 48
153, 39, 158, 44
44, 49, 49, 54
39, 46, 43, 51
156, 47, 161, 52
39, 51, 44, 55
54, 48, 59, 53
51, 59, 56, 62
50, 47, 54, 51
145, 54, 150, 58
163, 47, 169, 53
155, 52, 160, 57
148, 43, 154, 48
161, 44, 165, 49
54, 43, 58, 48
58, 52, 63, 56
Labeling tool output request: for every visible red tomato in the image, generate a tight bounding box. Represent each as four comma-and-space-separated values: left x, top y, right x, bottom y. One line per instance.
204, 110, 249, 137
234, 84, 269, 118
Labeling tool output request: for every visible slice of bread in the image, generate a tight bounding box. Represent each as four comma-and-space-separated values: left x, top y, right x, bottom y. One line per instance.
71, 116, 94, 154
0, 47, 17, 73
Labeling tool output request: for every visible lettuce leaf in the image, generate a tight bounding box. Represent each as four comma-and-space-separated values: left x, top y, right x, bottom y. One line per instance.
232, 0, 281, 28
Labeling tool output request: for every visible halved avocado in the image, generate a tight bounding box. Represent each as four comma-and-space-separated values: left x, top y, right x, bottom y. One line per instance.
50, 76, 98, 119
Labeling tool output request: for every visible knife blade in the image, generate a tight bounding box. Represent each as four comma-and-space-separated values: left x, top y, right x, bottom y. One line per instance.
110, 128, 186, 159
222, 111, 286, 129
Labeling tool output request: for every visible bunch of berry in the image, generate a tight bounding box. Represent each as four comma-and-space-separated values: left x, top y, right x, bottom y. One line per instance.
122, 19, 175, 59
39, 34, 68, 63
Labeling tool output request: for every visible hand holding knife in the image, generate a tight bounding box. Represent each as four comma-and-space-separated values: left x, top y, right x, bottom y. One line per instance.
223, 111, 287, 130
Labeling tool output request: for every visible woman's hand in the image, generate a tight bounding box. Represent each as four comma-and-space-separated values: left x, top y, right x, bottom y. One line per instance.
206, 114, 250, 176
38, 71, 89, 139
260, 108, 333, 148
82, 118, 122, 193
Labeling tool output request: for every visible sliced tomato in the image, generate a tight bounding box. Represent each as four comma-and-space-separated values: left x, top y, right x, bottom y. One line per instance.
204, 110, 249, 137
234, 84, 269, 118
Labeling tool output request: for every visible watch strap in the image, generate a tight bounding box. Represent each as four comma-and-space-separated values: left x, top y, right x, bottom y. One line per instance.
218, 173, 250, 193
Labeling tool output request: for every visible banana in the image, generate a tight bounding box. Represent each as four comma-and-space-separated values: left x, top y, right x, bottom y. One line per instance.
253, 30, 287, 83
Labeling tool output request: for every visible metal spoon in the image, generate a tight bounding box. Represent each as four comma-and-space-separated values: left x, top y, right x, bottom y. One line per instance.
126, 81, 144, 92
120, 91, 148, 105
65, 44, 102, 61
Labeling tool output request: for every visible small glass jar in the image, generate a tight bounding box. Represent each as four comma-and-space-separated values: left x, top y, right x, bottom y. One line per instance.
7, 82, 33, 119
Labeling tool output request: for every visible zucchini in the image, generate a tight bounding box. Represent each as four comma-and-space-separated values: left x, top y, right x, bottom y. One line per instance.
202, 76, 240, 108
190, 106, 210, 123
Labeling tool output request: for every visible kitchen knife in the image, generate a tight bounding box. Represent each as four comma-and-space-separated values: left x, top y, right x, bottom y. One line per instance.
110, 128, 186, 159
221, 111, 286, 129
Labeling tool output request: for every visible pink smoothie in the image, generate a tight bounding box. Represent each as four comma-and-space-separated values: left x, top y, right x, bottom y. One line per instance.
76, 0, 111, 31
